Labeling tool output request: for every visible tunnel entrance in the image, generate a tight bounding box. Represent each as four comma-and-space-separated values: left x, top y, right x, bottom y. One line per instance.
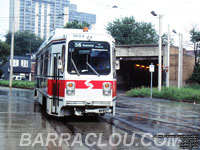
117, 58, 164, 90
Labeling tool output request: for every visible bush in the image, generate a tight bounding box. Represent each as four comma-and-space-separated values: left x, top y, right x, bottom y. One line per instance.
0, 80, 35, 89
184, 84, 200, 89
189, 64, 200, 84
126, 86, 200, 103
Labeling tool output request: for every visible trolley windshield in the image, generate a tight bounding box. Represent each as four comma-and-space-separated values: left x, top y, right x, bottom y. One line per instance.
67, 41, 110, 75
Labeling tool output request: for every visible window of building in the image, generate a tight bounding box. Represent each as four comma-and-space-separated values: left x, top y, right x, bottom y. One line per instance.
21, 60, 29, 67
10, 59, 19, 67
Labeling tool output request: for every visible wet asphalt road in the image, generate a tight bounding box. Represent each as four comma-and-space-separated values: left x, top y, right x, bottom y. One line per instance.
0, 87, 199, 150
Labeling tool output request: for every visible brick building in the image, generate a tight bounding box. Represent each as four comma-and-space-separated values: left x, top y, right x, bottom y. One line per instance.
169, 46, 195, 86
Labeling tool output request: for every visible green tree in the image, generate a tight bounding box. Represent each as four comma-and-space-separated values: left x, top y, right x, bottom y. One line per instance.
0, 40, 10, 64
5, 31, 43, 56
162, 33, 174, 45
106, 16, 158, 45
190, 27, 200, 66
64, 20, 90, 29
188, 27, 200, 84
189, 64, 200, 84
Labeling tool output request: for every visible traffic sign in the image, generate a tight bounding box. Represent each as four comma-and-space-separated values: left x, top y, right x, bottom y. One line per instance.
149, 64, 155, 72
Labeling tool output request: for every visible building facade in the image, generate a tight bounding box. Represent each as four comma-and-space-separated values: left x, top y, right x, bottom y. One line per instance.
0, 56, 32, 81
9, 0, 96, 39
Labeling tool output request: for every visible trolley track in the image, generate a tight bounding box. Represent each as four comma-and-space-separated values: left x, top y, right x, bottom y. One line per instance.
117, 96, 200, 116
100, 115, 173, 150
3, 87, 199, 150
42, 107, 173, 150
116, 97, 200, 131
116, 107, 200, 131
43, 111, 170, 150
62, 117, 102, 150
37, 95, 200, 150
43, 111, 102, 150
117, 102, 200, 124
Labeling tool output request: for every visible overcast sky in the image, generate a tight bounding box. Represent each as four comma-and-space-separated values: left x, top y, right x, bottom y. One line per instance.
0, 0, 9, 40
1, 0, 200, 49
71, 0, 200, 49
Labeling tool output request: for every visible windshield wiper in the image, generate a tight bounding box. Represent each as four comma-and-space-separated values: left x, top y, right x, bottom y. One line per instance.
86, 62, 100, 77
71, 58, 80, 76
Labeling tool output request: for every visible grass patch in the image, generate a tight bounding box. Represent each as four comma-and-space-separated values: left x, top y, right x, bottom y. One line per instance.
0, 80, 35, 89
126, 86, 200, 104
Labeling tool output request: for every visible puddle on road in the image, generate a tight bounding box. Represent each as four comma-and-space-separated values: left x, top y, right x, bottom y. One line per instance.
0, 87, 40, 114
0, 87, 198, 150
116, 96, 200, 135
0, 88, 33, 100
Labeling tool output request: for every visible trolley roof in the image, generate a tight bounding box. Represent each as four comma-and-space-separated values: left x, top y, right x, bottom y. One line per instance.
36, 28, 115, 55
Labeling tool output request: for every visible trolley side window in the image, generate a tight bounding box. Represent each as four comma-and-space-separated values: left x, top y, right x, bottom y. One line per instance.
44, 51, 49, 76
67, 41, 111, 75
61, 45, 65, 73
40, 55, 44, 75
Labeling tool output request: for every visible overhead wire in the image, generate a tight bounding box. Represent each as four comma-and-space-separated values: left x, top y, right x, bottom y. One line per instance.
84, 0, 112, 8
0, 0, 197, 44
162, 0, 192, 14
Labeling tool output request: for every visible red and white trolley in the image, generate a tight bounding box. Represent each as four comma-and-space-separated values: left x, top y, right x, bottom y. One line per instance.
35, 28, 117, 116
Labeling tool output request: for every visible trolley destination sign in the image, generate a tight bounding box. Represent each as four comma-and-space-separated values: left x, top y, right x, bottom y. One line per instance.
74, 41, 106, 49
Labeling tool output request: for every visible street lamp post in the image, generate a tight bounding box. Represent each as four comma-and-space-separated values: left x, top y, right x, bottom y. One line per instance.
166, 25, 171, 87
9, 0, 15, 88
178, 33, 182, 88
9, 24, 15, 88
172, 30, 183, 88
178, 33, 183, 88
151, 11, 162, 91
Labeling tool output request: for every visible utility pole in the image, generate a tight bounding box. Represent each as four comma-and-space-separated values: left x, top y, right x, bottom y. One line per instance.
180, 34, 183, 87
166, 25, 170, 87
178, 33, 183, 88
158, 15, 163, 91
151, 11, 162, 91
9, 0, 15, 88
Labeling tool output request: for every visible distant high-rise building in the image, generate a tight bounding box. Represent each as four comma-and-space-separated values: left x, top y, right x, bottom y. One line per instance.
9, 0, 96, 39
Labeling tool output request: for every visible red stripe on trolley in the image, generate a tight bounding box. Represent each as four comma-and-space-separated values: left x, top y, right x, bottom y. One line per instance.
47, 79, 117, 98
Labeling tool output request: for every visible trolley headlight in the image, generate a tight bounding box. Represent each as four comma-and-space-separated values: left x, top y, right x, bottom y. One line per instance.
103, 82, 111, 96
66, 82, 75, 95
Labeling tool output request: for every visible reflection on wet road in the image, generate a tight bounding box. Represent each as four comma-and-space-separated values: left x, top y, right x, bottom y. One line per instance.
115, 95, 200, 134
0, 87, 199, 150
